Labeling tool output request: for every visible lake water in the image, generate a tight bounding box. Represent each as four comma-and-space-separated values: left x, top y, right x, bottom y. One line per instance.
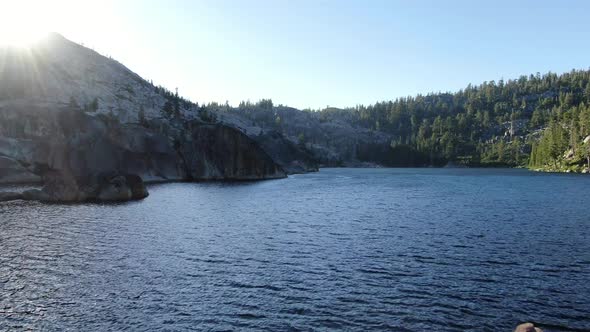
1, 168, 589, 331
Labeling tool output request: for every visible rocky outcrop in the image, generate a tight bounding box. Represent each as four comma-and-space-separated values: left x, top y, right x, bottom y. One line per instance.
180, 125, 286, 180
0, 33, 297, 185
97, 174, 149, 201
0, 107, 182, 182
214, 105, 394, 167
0, 33, 190, 123
253, 131, 319, 174
192, 110, 319, 174
0, 104, 286, 183
2, 172, 149, 203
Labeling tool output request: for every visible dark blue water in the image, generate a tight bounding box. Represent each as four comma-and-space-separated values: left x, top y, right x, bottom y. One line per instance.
1, 168, 589, 331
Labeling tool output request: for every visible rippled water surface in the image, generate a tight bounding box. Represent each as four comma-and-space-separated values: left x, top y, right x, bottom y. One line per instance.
1, 168, 589, 331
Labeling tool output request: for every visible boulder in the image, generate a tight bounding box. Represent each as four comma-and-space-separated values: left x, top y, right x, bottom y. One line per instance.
96, 174, 148, 202
124, 174, 149, 198
97, 175, 133, 201
15, 172, 149, 203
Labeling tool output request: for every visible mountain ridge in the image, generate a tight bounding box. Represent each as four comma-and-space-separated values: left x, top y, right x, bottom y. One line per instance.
0, 33, 311, 186
2, 33, 589, 187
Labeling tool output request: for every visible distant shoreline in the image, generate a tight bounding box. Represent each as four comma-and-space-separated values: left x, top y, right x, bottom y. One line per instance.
2, 166, 587, 191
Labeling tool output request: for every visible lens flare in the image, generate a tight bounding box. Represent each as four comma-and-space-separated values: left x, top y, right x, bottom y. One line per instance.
0, 1, 52, 47
0, 29, 47, 47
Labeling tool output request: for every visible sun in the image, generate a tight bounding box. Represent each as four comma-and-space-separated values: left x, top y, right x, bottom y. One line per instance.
0, 0, 116, 49
0, 28, 48, 48
0, 1, 52, 47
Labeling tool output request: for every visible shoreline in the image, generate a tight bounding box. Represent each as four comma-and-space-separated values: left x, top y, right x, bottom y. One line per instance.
2, 166, 587, 192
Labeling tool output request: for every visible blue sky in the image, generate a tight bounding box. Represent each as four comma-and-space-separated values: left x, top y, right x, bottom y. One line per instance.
53, 0, 590, 109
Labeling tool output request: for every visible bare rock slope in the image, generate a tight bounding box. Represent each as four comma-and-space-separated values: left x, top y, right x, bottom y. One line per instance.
0, 33, 287, 185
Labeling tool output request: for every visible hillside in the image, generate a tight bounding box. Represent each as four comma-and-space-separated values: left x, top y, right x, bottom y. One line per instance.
1, 33, 589, 180
209, 70, 590, 171
0, 33, 183, 123
0, 34, 313, 184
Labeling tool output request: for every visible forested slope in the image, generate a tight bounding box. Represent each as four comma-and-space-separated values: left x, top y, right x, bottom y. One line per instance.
213, 69, 590, 170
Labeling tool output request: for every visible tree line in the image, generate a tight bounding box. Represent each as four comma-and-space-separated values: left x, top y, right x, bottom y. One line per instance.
148, 68, 590, 169
230, 69, 590, 168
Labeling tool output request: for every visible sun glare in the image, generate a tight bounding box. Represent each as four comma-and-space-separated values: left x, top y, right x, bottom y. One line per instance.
0, 0, 117, 50
0, 28, 47, 48
0, 1, 56, 48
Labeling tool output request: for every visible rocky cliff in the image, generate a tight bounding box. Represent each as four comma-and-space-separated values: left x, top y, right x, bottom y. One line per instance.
252, 130, 319, 173
0, 103, 286, 183
0, 33, 291, 185
205, 103, 393, 168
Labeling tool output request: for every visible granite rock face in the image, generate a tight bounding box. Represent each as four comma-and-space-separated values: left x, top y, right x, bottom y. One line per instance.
0, 106, 181, 182
0, 156, 41, 184
181, 124, 286, 180
18, 172, 149, 203
0, 33, 290, 188
0, 106, 286, 185
253, 131, 319, 174
0, 171, 150, 203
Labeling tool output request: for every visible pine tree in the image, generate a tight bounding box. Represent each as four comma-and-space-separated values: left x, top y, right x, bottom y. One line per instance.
163, 101, 174, 117
529, 143, 538, 167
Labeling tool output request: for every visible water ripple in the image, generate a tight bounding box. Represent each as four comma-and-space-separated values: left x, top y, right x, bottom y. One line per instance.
1, 168, 590, 331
